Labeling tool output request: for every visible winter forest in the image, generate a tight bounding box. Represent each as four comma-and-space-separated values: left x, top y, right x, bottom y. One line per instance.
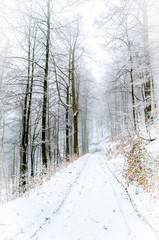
1, 0, 159, 239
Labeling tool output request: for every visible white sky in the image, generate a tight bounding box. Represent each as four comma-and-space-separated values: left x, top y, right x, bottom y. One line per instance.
0, 0, 107, 82
76, 0, 108, 81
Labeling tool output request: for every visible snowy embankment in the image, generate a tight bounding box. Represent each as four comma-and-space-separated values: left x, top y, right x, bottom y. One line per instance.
0, 147, 159, 240
105, 133, 159, 239
0, 156, 88, 240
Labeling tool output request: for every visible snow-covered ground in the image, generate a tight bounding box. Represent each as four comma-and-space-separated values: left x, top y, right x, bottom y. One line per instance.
0, 151, 159, 240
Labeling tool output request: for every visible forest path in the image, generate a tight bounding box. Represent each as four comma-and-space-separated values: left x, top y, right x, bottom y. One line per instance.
32, 153, 157, 240
0, 152, 158, 240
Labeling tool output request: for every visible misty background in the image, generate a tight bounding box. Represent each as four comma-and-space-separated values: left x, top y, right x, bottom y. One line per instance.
0, 0, 159, 203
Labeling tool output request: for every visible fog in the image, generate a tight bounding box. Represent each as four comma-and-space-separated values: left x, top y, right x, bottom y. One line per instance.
1, 0, 159, 203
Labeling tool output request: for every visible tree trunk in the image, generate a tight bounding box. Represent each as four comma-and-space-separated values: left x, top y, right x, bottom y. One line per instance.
142, 0, 153, 124
42, 0, 50, 168
130, 54, 136, 132
27, 40, 35, 177
66, 86, 70, 160
21, 30, 31, 187
71, 49, 79, 156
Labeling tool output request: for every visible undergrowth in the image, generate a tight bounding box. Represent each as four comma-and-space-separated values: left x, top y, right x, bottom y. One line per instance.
106, 133, 159, 198
19, 154, 80, 195
1, 154, 82, 204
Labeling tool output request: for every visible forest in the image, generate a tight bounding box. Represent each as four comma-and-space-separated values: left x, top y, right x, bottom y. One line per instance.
0, 0, 159, 205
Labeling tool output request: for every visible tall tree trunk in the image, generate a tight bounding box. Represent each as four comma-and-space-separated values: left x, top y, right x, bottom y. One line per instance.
28, 48, 35, 177
21, 30, 31, 186
66, 86, 70, 160
130, 54, 136, 132
56, 101, 60, 165
48, 102, 52, 163
42, 0, 50, 167
142, 0, 153, 124
71, 49, 79, 156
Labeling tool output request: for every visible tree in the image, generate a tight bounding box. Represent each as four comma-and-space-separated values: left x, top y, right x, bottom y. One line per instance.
41, 0, 51, 167
21, 17, 38, 185
98, 0, 157, 135
52, 16, 86, 158
141, 0, 156, 125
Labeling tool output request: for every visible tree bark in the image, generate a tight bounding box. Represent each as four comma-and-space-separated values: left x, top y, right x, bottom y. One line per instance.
66, 86, 70, 160
21, 29, 31, 186
42, 0, 50, 168
130, 54, 136, 132
71, 49, 79, 156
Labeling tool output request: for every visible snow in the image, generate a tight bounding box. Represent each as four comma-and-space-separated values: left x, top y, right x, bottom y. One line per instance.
0, 150, 159, 240
105, 134, 159, 240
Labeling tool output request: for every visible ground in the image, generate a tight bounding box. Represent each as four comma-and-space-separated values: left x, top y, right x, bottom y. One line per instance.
0, 151, 159, 240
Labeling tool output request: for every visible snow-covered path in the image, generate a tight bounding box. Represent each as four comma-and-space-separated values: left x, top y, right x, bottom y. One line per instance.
0, 153, 158, 240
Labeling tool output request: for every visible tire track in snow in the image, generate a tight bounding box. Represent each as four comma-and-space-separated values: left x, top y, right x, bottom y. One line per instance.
97, 153, 134, 239
99, 152, 159, 240
30, 155, 89, 240
12, 152, 159, 240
